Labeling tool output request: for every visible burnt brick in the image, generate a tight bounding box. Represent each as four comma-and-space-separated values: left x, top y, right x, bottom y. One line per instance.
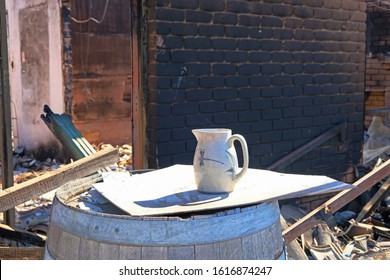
172, 50, 197, 62
332, 75, 350, 84
303, 42, 323, 52
284, 18, 304, 29
273, 29, 294, 40
225, 51, 249, 62
250, 121, 273, 133
262, 108, 282, 120
172, 77, 198, 89
164, 36, 183, 48
155, 22, 171, 34
213, 88, 238, 100
212, 38, 238, 50
294, 96, 312, 107
262, 87, 283, 98
227, 0, 251, 13
172, 102, 198, 115
156, 50, 170, 62
261, 16, 283, 27
184, 37, 212, 49
304, 19, 325, 30
238, 39, 262, 50
213, 112, 238, 124
199, 0, 225, 11
156, 8, 185, 21
170, 23, 198, 36
186, 89, 212, 101
251, 2, 273, 15
294, 118, 313, 129
313, 95, 331, 105
313, 53, 333, 63
225, 76, 249, 87
249, 52, 271, 62
214, 13, 238, 25
303, 106, 321, 116
200, 77, 225, 88
272, 4, 293, 17
261, 64, 282, 75
304, 64, 322, 74
251, 98, 272, 110
157, 77, 171, 88
272, 75, 293, 86
273, 119, 293, 130
261, 130, 282, 143
283, 41, 303, 52
199, 101, 225, 113
272, 52, 293, 62
172, 127, 192, 140
293, 75, 313, 85
261, 40, 283, 51
213, 64, 237, 75
239, 111, 260, 122
239, 88, 260, 98
198, 25, 224, 37
157, 141, 185, 156
294, 6, 314, 18
250, 76, 272, 86
225, 26, 250, 38
273, 98, 293, 108
283, 107, 302, 118
283, 63, 303, 74
250, 27, 273, 39
198, 50, 224, 62
186, 114, 213, 126
186, 64, 211, 75
273, 141, 293, 153
322, 105, 339, 115
238, 64, 260, 75
314, 75, 332, 84
156, 90, 186, 103
239, 14, 261, 26
322, 85, 339, 94
303, 85, 322, 95
295, 30, 314, 40
283, 86, 303, 97
157, 115, 185, 129
294, 52, 313, 63
186, 11, 212, 23
250, 143, 272, 156
331, 95, 348, 104
148, 103, 171, 116
156, 63, 181, 75
226, 100, 250, 111
171, 0, 198, 9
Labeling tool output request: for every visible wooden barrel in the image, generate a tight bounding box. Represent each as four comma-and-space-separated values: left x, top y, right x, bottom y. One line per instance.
45, 184, 285, 260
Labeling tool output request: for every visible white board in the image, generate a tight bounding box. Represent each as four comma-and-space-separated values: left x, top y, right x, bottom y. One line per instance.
94, 165, 354, 216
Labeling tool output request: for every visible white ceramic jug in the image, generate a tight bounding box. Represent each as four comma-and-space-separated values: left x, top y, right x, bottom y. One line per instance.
192, 128, 249, 193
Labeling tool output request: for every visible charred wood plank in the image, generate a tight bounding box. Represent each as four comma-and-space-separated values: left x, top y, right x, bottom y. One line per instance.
356, 178, 390, 222
0, 147, 118, 213
283, 158, 390, 244
0, 224, 46, 247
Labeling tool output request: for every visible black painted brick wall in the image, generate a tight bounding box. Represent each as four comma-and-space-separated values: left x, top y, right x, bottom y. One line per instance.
146, 0, 367, 183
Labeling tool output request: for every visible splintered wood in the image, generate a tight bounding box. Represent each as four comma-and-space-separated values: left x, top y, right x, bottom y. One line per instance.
0, 147, 119, 213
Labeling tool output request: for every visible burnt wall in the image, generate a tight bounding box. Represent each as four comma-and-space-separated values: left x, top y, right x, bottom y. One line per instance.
365, 1, 390, 128
146, 0, 366, 182
70, 0, 133, 145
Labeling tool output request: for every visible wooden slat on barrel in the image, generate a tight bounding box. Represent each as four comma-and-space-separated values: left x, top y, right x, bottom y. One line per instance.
78, 238, 100, 259
45, 222, 63, 259
195, 243, 220, 259
58, 230, 81, 259
168, 245, 195, 260
99, 243, 119, 259
219, 238, 243, 259
119, 245, 141, 260
141, 246, 168, 260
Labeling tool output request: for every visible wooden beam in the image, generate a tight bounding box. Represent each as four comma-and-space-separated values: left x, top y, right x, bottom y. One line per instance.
356, 178, 390, 222
0, 147, 118, 213
267, 123, 345, 172
282, 158, 390, 244
0, 247, 44, 260
0, 223, 46, 247
0, 0, 16, 228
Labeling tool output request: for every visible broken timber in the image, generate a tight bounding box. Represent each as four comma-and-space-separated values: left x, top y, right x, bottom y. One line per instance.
267, 122, 346, 172
0, 147, 118, 213
282, 158, 390, 244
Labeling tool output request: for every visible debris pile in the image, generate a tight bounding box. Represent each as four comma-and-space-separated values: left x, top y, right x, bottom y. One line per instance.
0, 143, 133, 239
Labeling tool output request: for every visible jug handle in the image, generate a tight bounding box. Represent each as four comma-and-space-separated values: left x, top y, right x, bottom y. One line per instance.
228, 134, 249, 183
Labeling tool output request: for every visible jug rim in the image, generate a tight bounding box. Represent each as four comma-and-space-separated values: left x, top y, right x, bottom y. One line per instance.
192, 128, 231, 134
